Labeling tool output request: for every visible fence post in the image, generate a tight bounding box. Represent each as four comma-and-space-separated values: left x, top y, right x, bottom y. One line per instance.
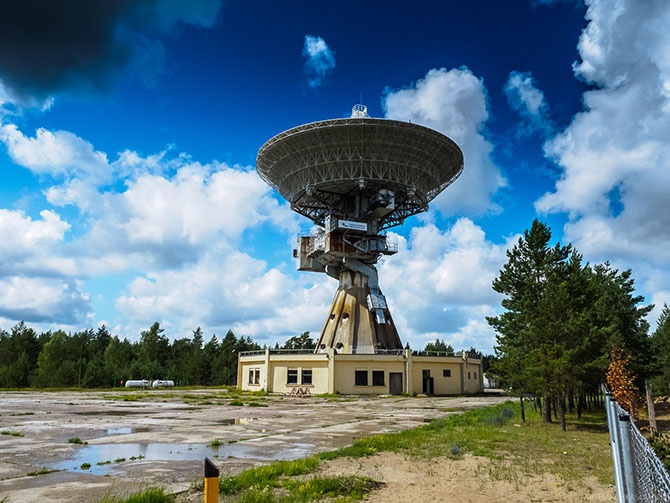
604, 391, 626, 503
618, 413, 637, 502
646, 380, 657, 434
204, 457, 219, 503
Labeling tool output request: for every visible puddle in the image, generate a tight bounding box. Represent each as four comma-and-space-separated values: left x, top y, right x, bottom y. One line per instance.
53, 441, 315, 475
74, 410, 149, 416
218, 418, 258, 425
106, 427, 150, 435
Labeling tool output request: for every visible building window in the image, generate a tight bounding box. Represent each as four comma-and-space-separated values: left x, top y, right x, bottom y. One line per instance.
443, 369, 451, 378
355, 370, 368, 386
248, 368, 261, 385
474, 372, 477, 380
287, 368, 298, 385
468, 371, 471, 379
372, 370, 385, 386
302, 369, 313, 385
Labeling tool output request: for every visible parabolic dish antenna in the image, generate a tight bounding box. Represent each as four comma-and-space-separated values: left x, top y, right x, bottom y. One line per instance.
257, 105, 463, 354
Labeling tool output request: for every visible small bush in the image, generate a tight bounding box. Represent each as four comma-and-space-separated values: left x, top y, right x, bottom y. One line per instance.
450, 445, 463, 457
68, 437, 84, 444
649, 432, 670, 472
81, 463, 92, 470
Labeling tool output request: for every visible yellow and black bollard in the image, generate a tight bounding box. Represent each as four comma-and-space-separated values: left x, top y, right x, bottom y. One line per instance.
204, 457, 219, 503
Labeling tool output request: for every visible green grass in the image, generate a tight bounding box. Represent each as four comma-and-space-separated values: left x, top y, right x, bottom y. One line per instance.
219, 458, 320, 494
95, 487, 175, 503
208, 401, 612, 501
73, 400, 611, 501
247, 401, 268, 407
317, 401, 612, 485
210, 439, 223, 447
283, 475, 382, 500
27, 467, 59, 476
1, 430, 24, 437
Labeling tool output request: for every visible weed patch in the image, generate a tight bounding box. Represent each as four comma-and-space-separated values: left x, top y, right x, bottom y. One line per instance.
95, 487, 175, 503
219, 458, 320, 494
27, 467, 58, 476
0, 430, 23, 437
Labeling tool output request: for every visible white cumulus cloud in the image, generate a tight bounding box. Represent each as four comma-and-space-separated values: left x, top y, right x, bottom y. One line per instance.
504, 71, 553, 137
0, 208, 90, 326
379, 218, 515, 353
0, 123, 112, 184
302, 35, 336, 88
530, 0, 670, 333
383, 67, 506, 216
536, 0, 670, 272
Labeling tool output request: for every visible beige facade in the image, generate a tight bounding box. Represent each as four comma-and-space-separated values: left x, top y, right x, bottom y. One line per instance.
238, 348, 483, 395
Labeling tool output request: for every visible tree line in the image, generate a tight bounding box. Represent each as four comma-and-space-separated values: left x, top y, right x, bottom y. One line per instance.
0, 318, 484, 390
0, 322, 266, 388
488, 219, 669, 430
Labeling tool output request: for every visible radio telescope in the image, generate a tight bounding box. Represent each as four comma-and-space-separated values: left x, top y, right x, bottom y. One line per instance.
257, 105, 463, 354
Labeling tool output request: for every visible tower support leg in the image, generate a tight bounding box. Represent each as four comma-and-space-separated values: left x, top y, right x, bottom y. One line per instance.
315, 262, 402, 354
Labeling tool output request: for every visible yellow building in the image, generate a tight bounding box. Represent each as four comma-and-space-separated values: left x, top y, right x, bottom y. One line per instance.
238, 348, 483, 395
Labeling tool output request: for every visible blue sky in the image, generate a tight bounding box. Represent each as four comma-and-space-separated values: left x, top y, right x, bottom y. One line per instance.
1, 0, 669, 353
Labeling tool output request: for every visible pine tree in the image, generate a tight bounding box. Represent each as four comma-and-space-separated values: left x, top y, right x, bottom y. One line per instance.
650, 304, 670, 394
487, 219, 572, 423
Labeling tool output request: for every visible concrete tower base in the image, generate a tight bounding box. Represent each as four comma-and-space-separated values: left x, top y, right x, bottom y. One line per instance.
315, 270, 402, 354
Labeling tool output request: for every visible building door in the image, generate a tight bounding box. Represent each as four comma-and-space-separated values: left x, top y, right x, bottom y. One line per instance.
389, 372, 403, 395
422, 369, 434, 395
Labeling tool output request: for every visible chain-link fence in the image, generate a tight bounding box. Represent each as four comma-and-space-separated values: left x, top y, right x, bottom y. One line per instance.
604, 387, 670, 502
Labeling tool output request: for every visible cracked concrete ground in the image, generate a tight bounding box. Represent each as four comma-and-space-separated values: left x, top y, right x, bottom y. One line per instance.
0, 389, 507, 502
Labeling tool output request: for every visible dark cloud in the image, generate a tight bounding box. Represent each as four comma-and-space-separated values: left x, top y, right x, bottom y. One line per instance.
0, 0, 221, 102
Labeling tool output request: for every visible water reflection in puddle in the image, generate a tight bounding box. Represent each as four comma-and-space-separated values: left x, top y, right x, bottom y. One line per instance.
106, 427, 150, 435
54, 441, 314, 475
75, 410, 148, 416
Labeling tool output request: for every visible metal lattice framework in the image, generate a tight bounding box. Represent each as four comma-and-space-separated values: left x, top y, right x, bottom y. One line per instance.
257, 117, 463, 229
